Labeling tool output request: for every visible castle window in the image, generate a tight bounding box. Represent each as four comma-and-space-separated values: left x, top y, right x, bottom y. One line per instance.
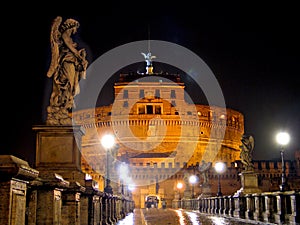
161, 162, 165, 168
155, 105, 161, 114
169, 162, 173, 168
123, 90, 128, 99
139, 89, 145, 98
123, 101, 128, 107
187, 111, 192, 115
138, 106, 145, 114
107, 112, 112, 116
155, 89, 160, 98
146, 105, 153, 114
171, 100, 176, 107
171, 90, 176, 98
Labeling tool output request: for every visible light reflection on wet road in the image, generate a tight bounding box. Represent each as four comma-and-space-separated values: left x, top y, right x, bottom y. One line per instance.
116, 208, 266, 225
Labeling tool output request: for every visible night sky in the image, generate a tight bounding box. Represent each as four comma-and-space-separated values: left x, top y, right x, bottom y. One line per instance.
2, 5, 299, 166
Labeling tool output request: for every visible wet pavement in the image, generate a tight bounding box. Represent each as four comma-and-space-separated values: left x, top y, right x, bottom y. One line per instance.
116, 208, 274, 225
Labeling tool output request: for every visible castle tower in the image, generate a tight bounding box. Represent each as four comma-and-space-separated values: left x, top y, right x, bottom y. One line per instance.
72, 54, 244, 207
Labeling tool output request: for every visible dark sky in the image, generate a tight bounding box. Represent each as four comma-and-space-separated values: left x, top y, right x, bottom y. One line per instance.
2, 5, 299, 165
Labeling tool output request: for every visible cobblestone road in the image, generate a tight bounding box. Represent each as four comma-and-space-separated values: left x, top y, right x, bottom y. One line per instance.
116, 208, 274, 225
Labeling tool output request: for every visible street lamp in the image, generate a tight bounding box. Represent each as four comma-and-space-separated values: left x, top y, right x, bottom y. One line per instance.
101, 134, 115, 194
214, 162, 226, 197
176, 182, 183, 200
276, 132, 290, 191
189, 175, 197, 198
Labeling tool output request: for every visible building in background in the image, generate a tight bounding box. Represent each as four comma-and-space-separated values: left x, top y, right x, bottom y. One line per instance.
73, 54, 299, 208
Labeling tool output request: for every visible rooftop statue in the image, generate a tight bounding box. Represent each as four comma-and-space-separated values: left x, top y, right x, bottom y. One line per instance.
141, 52, 156, 67
240, 134, 255, 171
46, 16, 88, 125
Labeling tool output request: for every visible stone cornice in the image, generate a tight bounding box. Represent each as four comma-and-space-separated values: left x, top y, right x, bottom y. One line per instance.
0, 155, 39, 181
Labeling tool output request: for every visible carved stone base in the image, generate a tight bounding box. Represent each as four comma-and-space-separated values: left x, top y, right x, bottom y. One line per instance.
199, 184, 212, 197
32, 125, 86, 185
234, 171, 261, 197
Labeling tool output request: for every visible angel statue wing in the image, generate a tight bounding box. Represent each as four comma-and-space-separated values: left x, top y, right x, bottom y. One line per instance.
141, 52, 156, 65
141, 52, 148, 59
242, 134, 254, 153
46, 16, 62, 78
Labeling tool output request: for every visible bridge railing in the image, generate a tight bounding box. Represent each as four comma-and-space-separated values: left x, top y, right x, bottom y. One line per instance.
172, 191, 299, 225
0, 155, 135, 225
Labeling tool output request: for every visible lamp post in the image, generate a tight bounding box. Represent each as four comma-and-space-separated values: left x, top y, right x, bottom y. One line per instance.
189, 175, 197, 198
215, 162, 226, 197
276, 132, 290, 191
101, 134, 115, 194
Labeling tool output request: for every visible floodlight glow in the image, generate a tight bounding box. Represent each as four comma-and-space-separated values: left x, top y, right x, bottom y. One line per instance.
215, 162, 226, 174
177, 182, 183, 189
276, 132, 290, 146
101, 134, 115, 149
189, 175, 197, 184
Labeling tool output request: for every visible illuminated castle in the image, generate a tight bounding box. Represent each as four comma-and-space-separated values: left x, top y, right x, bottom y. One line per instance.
72, 52, 244, 207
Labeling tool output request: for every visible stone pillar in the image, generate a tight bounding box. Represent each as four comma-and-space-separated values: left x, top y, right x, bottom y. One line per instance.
80, 179, 101, 225
245, 194, 254, 220
229, 195, 235, 217
210, 198, 215, 214
92, 194, 103, 225
115, 196, 122, 220
61, 181, 86, 225
26, 186, 38, 225
223, 196, 228, 216
288, 191, 299, 225
214, 197, 219, 214
219, 197, 224, 215
274, 193, 283, 224
262, 192, 275, 223
109, 196, 115, 223
233, 196, 245, 218
79, 187, 89, 225
102, 194, 109, 225
36, 173, 69, 225
203, 198, 208, 213
233, 196, 240, 218
0, 155, 39, 225
253, 193, 263, 221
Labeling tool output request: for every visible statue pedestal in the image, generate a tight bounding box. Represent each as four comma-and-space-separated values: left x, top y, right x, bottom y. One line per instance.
234, 171, 261, 197
183, 185, 192, 199
32, 125, 86, 185
199, 183, 212, 197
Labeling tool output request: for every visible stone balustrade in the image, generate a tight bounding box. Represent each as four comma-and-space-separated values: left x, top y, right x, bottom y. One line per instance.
173, 191, 300, 225
0, 155, 134, 225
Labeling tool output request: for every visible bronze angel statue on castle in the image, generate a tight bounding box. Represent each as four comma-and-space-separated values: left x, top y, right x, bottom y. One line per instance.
46, 16, 88, 125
